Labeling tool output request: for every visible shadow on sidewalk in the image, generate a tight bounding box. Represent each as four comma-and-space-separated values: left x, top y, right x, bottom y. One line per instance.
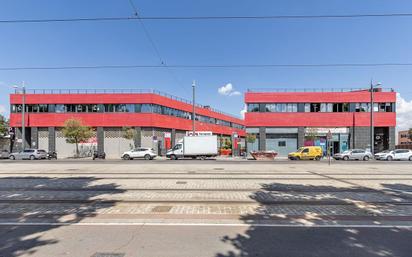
0, 177, 125, 257
216, 182, 412, 257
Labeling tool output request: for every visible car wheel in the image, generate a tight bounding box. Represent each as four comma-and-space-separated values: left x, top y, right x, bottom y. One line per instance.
343, 156, 349, 161
387, 156, 393, 161
200, 156, 207, 160
363, 156, 370, 161
9, 155, 15, 160
144, 154, 151, 160
315, 156, 321, 161
295, 156, 300, 160
123, 154, 130, 160
30, 155, 35, 160
170, 154, 177, 160
409, 156, 412, 161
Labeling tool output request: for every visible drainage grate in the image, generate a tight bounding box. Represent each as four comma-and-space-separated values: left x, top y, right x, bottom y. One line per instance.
151, 206, 172, 213
214, 168, 224, 170
65, 169, 80, 171
176, 181, 187, 184
91, 253, 125, 257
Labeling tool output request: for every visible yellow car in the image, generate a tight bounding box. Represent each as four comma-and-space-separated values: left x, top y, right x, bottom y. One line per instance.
288, 146, 323, 160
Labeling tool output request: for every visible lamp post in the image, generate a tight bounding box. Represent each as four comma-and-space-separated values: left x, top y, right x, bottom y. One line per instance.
370, 81, 381, 155
192, 80, 196, 136
13, 83, 26, 150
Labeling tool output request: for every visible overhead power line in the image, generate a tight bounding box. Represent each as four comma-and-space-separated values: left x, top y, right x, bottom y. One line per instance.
1, 13, 412, 24
125, 0, 188, 92
1, 63, 412, 71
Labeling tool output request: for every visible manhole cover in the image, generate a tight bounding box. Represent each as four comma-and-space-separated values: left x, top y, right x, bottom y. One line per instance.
91, 253, 125, 257
152, 206, 172, 213
176, 181, 187, 184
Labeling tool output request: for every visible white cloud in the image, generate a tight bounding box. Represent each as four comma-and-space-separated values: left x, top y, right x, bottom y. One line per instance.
0, 105, 5, 115
396, 93, 412, 132
240, 105, 247, 119
218, 83, 241, 96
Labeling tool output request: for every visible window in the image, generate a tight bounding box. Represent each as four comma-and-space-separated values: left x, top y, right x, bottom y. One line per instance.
302, 148, 309, 153
247, 104, 259, 112
278, 141, 286, 147
310, 103, 321, 112
332, 103, 349, 112
265, 103, 297, 112
321, 103, 333, 112
356, 103, 369, 112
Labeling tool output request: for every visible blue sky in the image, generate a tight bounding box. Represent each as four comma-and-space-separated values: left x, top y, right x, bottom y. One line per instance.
1, 0, 412, 125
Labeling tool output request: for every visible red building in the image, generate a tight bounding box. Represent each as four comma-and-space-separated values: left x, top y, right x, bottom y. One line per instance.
10, 89, 245, 158
245, 88, 396, 156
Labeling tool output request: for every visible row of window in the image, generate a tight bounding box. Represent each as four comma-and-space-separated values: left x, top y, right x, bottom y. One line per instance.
11, 104, 244, 129
247, 103, 395, 113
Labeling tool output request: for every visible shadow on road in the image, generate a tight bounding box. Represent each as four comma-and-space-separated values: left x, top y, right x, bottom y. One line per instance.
216, 182, 412, 257
0, 177, 125, 257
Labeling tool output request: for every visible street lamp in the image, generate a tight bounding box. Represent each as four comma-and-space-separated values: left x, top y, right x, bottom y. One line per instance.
370, 81, 381, 155
13, 82, 26, 150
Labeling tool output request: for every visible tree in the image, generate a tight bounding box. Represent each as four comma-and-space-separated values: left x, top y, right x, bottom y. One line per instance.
0, 114, 8, 138
246, 133, 256, 144
62, 119, 93, 157
122, 127, 137, 149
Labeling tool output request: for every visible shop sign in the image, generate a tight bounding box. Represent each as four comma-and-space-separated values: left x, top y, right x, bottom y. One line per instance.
164, 132, 171, 138
305, 128, 348, 134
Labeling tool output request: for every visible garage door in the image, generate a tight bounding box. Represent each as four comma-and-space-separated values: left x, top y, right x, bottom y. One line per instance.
266, 138, 297, 157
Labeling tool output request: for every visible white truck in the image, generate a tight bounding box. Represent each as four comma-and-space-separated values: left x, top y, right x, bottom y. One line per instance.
166, 135, 218, 160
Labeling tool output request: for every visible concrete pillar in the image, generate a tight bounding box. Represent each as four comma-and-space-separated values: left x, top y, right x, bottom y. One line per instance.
13, 128, 23, 152
349, 127, 355, 149
48, 127, 56, 152
31, 127, 39, 149
134, 127, 142, 148
171, 128, 176, 147
298, 127, 305, 148
389, 127, 396, 150
258, 127, 266, 151
97, 127, 104, 154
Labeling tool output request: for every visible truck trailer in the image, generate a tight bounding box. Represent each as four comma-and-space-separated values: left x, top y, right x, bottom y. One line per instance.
166, 135, 218, 160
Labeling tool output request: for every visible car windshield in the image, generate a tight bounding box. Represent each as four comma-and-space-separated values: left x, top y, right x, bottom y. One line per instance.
342, 151, 351, 154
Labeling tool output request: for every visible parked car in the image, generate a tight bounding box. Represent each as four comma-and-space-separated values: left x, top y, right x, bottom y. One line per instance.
374, 150, 392, 160
375, 149, 412, 161
122, 148, 157, 160
288, 146, 323, 160
333, 149, 372, 161
0, 150, 10, 159
9, 149, 48, 160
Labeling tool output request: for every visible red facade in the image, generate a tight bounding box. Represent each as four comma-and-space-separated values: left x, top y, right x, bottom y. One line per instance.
245, 91, 396, 128
10, 93, 245, 137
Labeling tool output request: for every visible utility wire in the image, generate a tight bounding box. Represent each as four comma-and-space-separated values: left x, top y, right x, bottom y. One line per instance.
126, 0, 188, 92
1, 63, 412, 71
1, 13, 412, 24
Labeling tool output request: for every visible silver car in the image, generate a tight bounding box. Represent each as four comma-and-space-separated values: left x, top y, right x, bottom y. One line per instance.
333, 149, 373, 161
9, 149, 48, 160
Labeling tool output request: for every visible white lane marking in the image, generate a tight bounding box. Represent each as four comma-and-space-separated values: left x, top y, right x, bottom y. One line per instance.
0, 222, 411, 228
